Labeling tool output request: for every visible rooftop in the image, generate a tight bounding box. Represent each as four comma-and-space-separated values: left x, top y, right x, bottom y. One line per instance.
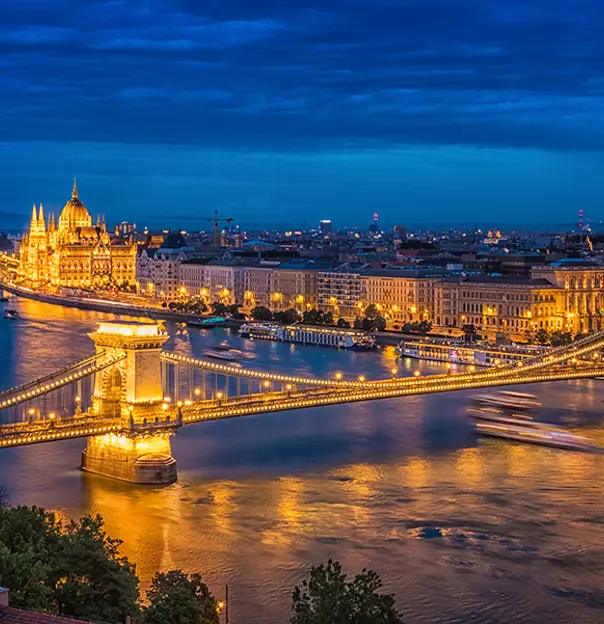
0, 607, 92, 624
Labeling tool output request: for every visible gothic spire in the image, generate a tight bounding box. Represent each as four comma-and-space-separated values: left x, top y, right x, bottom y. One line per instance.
72, 176, 78, 199
31, 203, 37, 224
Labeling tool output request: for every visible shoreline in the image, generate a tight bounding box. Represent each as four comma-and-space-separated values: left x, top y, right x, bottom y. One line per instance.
0, 282, 229, 326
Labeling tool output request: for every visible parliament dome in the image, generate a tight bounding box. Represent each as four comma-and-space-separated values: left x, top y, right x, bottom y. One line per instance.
58, 179, 92, 229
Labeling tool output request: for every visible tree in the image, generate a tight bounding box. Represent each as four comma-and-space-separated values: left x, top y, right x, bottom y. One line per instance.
364, 304, 379, 320
303, 308, 319, 325
211, 302, 230, 316
574, 330, 592, 342
550, 330, 572, 347
462, 323, 479, 343
251, 305, 273, 321
291, 559, 403, 624
534, 328, 550, 345
0, 506, 140, 621
337, 317, 350, 328
372, 315, 387, 331
417, 320, 432, 334
144, 570, 219, 624
0, 487, 7, 507
353, 316, 363, 330
274, 308, 301, 325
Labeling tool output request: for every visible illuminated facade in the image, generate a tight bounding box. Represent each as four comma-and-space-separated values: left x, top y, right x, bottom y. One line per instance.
436, 276, 565, 338
19, 180, 136, 289
532, 262, 604, 332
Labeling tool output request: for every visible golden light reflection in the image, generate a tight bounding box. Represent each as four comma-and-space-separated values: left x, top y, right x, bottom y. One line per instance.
400, 456, 430, 489
209, 481, 238, 535
261, 476, 304, 547
455, 447, 485, 486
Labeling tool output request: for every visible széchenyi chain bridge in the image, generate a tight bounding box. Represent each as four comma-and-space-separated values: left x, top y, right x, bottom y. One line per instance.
1, 320, 603, 484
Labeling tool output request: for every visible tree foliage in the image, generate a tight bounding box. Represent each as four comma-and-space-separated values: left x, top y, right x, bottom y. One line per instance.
401, 320, 432, 335
337, 317, 351, 328
550, 330, 572, 347
291, 560, 403, 624
144, 570, 219, 624
274, 308, 302, 325
0, 507, 139, 621
251, 305, 273, 321
461, 324, 479, 343
302, 309, 335, 326
534, 328, 550, 345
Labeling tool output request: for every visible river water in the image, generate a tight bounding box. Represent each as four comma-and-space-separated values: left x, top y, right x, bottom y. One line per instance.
2, 299, 604, 624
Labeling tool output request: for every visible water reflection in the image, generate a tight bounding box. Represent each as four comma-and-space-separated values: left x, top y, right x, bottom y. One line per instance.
2, 300, 604, 623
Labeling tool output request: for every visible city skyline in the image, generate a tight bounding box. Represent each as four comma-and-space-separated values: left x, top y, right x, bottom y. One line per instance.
1, 1, 603, 225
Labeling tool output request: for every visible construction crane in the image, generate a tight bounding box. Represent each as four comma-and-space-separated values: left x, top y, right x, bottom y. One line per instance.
164, 210, 234, 245
202, 210, 234, 246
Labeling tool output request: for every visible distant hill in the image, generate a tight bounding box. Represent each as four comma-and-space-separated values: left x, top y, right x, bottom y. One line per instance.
0, 210, 27, 233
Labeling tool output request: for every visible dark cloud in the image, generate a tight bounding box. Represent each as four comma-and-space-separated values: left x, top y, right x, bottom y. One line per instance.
0, 0, 603, 151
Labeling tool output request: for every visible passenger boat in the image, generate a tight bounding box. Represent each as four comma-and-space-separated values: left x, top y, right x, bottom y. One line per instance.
203, 345, 243, 361
187, 316, 227, 328
3, 309, 19, 319
240, 323, 375, 350
476, 420, 601, 452
396, 341, 539, 367
468, 391, 601, 452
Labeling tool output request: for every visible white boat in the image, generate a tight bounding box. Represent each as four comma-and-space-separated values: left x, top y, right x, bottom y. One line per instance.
203, 346, 243, 361
469, 390, 541, 413
476, 420, 601, 452
396, 341, 538, 367
469, 391, 600, 452
240, 323, 375, 350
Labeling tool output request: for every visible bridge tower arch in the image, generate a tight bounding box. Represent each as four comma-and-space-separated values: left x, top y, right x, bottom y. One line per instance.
82, 321, 177, 485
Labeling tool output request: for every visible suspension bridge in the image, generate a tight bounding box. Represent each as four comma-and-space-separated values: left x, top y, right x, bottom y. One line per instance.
1, 320, 603, 484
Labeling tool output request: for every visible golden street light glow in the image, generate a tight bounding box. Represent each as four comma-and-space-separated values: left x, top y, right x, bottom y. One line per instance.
335, 372, 343, 380
414, 370, 421, 377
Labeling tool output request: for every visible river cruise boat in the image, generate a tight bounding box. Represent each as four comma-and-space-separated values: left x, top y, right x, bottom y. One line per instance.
3, 309, 19, 319
467, 391, 600, 452
395, 340, 541, 367
240, 323, 375, 350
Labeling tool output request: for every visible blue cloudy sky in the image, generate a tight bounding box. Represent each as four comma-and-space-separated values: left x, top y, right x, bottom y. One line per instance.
0, 0, 603, 228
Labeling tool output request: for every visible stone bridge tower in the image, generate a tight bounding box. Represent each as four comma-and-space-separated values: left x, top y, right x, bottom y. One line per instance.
81, 321, 178, 485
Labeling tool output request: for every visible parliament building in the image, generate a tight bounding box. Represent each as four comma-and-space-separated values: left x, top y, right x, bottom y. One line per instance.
19, 180, 136, 289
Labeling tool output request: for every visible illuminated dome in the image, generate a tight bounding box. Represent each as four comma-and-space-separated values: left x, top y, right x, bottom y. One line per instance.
58, 178, 92, 229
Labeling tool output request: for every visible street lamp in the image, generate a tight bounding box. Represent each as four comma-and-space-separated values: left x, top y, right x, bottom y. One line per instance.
335, 372, 343, 380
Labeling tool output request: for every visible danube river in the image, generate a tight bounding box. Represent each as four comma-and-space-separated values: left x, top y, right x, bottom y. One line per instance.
2, 299, 604, 623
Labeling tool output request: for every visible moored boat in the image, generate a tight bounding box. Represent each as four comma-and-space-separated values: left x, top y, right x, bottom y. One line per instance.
3, 309, 19, 319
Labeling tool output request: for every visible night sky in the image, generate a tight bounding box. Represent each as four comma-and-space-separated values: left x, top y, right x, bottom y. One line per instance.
1, 0, 603, 228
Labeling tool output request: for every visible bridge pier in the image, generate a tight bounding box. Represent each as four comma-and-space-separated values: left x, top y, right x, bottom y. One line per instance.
81, 431, 177, 485
82, 321, 177, 485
